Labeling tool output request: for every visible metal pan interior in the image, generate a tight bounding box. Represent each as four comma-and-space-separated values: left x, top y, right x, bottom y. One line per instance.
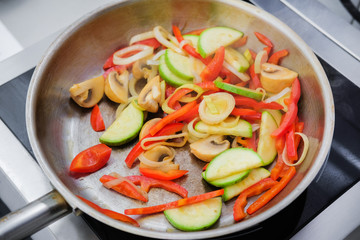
26, 0, 334, 239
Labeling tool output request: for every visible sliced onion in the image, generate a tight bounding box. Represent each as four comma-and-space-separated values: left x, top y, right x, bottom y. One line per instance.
161, 83, 205, 114
179, 39, 191, 49
105, 172, 148, 200
161, 97, 176, 114
140, 132, 188, 150
199, 92, 235, 125
220, 116, 239, 128
223, 61, 250, 82
282, 132, 310, 166
153, 26, 183, 53
178, 84, 204, 103
251, 123, 260, 132
152, 49, 166, 61
113, 44, 153, 65
264, 87, 291, 103
139, 118, 161, 140
146, 60, 160, 66
129, 31, 155, 45
255, 88, 267, 102
254, 50, 268, 74
188, 117, 210, 139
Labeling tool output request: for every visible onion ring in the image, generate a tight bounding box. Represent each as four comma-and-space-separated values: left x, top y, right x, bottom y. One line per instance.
113, 44, 153, 65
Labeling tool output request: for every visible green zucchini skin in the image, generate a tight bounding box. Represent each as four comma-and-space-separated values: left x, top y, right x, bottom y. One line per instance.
99, 101, 144, 146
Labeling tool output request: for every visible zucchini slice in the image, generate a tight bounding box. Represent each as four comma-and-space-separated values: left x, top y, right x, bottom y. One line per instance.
164, 197, 222, 231
204, 148, 264, 181
100, 101, 143, 146
257, 111, 278, 165
223, 167, 270, 201
198, 27, 243, 58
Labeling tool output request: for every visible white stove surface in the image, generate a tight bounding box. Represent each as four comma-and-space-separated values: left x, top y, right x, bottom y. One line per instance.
0, 1, 360, 239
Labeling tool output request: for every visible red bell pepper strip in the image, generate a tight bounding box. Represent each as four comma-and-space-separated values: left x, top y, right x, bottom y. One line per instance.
275, 131, 286, 153
103, 65, 126, 79
231, 108, 258, 116
149, 101, 197, 136
103, 39, 160, 70
286, 123, 297, 161
196, 81, 220, 91
184, 28, 207, 35
263, 46, 272, 56
103, 55, 115, 70
202, 163, 209, 171
125, 123, 184, 168
254, 32, 273, 48
101, 175, 188, 198
69, 144, 111, 173
127, 175, 188, 198
139, 168, 188, 181
124, 189, 224, 215
133, 37, 161, 49
294, 121, 304, 149
200, 46, 225, 82
286, 121, 305, 163
232, 35, 248, 48
77, 195, 140, 227
175, 103, 200, 123
279, 164, 291, 178
248, 49, 257, 60
271, 78, 301, 138
247, 166, 296, 215
241, 113, 262, 122
103, 49, 141, 70
165, 85, 177, 98
249, 64, 262, 89
268, 49, 289, 65
233, 178, 277, 221
99, 175, 148, 202
90, 104, 105, 132
172, 25, 210, 64
236, 136, 257, 151
270, 151, 285, 181
167, 88, 193, 109
234, 96, 283, 111
248, 134, 257, 152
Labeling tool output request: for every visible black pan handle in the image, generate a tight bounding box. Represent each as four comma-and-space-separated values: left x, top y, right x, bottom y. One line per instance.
341, 0, 360, 23
0, 190, 72, 240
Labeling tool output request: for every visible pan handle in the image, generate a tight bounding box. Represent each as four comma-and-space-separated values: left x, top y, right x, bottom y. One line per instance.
0, 190, 72, 240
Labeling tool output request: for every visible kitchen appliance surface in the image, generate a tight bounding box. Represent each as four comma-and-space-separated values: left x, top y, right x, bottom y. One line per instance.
0, 0, 338, 239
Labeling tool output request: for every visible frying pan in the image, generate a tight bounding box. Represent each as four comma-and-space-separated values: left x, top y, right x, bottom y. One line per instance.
0, 0, 334, 239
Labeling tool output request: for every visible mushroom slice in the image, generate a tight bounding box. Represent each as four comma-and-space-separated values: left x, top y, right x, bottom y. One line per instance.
104, 70, 129, 103
138, 76, 161, 113
69, 75, 104, 108
260, 63, 298, 93
190, 135, 230, 162
139, 146, 179, 170
132, 55, 154, 80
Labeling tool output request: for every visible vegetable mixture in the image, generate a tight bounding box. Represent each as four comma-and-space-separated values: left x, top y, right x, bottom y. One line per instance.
69, 25, 309, 231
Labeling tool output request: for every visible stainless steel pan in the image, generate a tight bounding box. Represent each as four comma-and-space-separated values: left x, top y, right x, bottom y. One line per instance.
0, 0, 334, 239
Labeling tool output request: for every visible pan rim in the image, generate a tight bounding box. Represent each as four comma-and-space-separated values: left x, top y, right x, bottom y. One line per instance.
26, 0, 335, 238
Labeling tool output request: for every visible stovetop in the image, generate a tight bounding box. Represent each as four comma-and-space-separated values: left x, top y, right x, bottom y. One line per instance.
0, 56, 359, 239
